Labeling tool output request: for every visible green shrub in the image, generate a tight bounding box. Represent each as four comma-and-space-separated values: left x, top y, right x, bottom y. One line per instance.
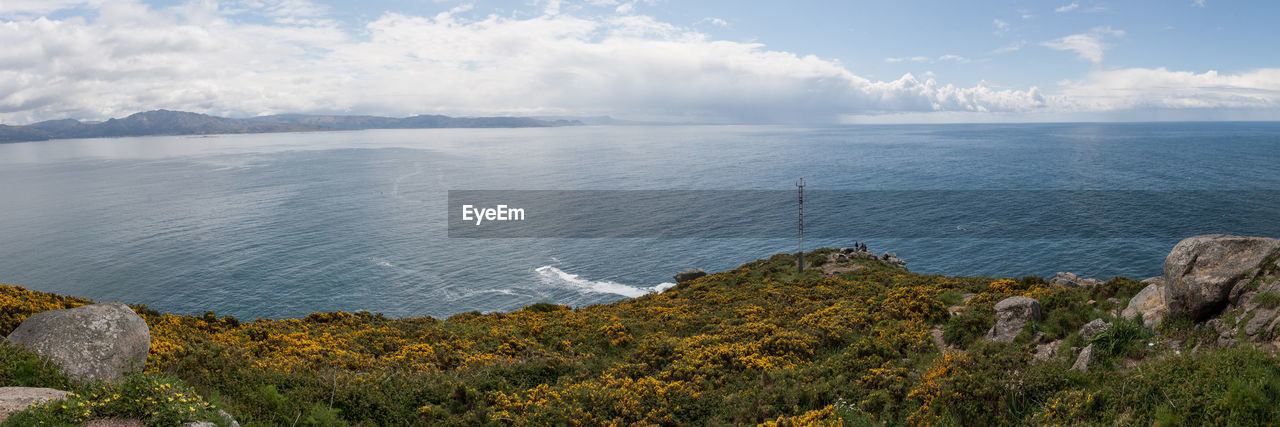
943, 302, 995, 347
937, 291, 964, 307
1088, 316, 1147, 360
301, 402, 347, 426
809, 255, 828, 267
0, 342, 71, 389
523, 302, 570, 313
4, 373, 221, 426
1090, 277, 1147, 301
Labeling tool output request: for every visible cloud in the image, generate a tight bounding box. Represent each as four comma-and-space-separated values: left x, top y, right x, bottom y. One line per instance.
885, 56, 930, 63
0, 0, 1051, 124
696, 17, 727, 27
993, 18, 1009, 34
1041, 26, 1124, 64
1193, 0, 1206, 7
1055, 67, 1280, 111
0, 0, 98, 16
993, 40, 1027, 54
0, 1, 1275, 124
1054, 2, 1107, 14
885, 55, 968, 64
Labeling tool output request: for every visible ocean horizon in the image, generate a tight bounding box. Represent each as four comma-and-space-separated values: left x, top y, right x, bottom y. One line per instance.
2, 122, 1278, 319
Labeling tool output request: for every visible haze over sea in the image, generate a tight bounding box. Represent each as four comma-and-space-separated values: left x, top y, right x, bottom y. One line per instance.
1, 123, 1277, 319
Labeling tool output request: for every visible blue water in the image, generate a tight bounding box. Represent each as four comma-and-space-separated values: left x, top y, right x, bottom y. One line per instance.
0, 123, 1277, 319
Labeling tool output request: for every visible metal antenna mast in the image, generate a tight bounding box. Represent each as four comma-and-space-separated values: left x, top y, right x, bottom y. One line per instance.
797, 177, 805, 272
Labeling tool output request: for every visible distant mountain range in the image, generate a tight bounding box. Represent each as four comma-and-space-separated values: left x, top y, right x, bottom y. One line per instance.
0, 110, 582, 143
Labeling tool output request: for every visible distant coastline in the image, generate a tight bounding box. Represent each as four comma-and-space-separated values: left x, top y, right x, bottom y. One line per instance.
0, 109, 584, 143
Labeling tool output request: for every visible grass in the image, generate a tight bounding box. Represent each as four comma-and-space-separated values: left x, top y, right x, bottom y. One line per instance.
3, 249, 1280, 424
1254, 291, 1280, 309
1088, 316, 1148, 361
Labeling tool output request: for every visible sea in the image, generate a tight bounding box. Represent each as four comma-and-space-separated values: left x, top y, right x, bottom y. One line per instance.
1, 122, 1278, 319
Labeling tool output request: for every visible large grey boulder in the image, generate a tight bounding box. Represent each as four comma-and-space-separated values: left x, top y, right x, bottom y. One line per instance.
1163, 235, 1280, 320
1122, 281, 1169, 328
673, 268, 707, 283
985, 297, 1043, 343
0, 387, 70, 422
7, 303, 150, 383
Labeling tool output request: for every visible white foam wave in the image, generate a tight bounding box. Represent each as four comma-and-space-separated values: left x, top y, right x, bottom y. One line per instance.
535, 266, 673, 298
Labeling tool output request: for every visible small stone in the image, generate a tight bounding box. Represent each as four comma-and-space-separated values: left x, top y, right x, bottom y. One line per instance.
0, 387, 70, 423
1033, 340, 1061, 362
1071, 344, 1097, 372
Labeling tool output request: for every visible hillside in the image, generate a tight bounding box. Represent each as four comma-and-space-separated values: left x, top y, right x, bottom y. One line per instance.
0, 110, 581, 143
2, 240, 1280, 425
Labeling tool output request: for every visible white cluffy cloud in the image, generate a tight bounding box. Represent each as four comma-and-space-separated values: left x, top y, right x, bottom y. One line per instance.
0, 1, 1277, 124
0, 0, 1049, 124
1042, 26, 1125, 64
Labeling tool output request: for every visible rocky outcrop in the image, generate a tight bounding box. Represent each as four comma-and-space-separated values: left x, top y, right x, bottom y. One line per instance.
1052, 272, 1103, 288
986, 297, 1043, 343
1122, 278, 1169, 328
828, 248, 905, 272
673, 268, 707, 283
1163, 235, 1280, 320
836, 247, 905, 268
839, 247, 878, 260
881, 253, 906, 268
6, 303, 150, 383
0, 387, 70, 422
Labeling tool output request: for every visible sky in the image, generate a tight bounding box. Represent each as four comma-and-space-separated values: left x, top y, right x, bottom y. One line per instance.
1, 0, 1278, 124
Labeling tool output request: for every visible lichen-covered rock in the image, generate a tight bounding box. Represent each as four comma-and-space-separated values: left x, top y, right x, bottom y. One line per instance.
1033, 340, 1061, 362
1079, 319, 1112, 340
6, 303, 150, 383
985, 296, 1043, 343
1122, 283, 1169, 328
1163, 234, 1280, 320
673, 268, 707, 283
1071, 344, 1097, 372
1244, 307, 1278, 337
0, 387, 70, 422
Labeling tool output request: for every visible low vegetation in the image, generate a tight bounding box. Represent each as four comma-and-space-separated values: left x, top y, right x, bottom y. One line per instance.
3, 249, 1280, 425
